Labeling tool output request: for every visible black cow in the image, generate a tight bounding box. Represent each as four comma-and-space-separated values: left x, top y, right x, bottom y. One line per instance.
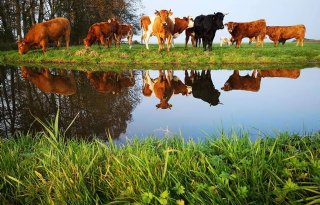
194, 12, 226, 51
185, 70, 220, 106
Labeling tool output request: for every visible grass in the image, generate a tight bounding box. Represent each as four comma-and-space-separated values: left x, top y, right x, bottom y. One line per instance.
1, 115, 320, 204
1, 42, 320, 69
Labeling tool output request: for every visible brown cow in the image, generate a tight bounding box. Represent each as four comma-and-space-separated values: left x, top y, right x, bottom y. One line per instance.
259, 69, 300, 79
86, 71, 135, 95
83, 18, 120, 48
17, 17, 70, 54
225, 19, 266, 48
170, 16, 194, 47
266, 25, 306, 47
143, 70, 191, 109
221, 70, 261, 92
20, 66, 76, 96
140, 14, 193, 49
185, 27, 196, 48
114, 24, 134, 49
153, 10, 174, 52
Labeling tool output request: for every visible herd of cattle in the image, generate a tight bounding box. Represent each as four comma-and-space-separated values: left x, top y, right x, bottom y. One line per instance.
17, 9, 306, 54
20, 67, 300, 109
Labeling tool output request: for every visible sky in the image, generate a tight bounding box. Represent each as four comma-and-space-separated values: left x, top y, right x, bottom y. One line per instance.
137, 0, 320, 43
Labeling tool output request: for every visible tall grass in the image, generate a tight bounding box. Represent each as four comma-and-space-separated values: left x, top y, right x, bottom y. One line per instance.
1, 117, 320, 204
1, 42, 320, 67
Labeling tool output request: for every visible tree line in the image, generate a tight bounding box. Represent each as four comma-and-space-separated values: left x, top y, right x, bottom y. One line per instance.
0, 0, 142, 47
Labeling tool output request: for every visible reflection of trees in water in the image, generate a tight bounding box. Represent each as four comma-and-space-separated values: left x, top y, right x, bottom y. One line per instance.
0, 65, 141, 140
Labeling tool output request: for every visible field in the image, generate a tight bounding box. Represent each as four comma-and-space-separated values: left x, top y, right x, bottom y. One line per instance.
1, 42, 320, 70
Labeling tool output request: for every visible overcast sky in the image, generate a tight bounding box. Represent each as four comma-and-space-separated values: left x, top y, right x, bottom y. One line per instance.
137, 0, 319, 43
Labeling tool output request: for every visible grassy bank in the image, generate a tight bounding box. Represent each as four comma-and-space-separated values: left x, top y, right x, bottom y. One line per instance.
1, 42, 320, 67
1, 129, 320, 204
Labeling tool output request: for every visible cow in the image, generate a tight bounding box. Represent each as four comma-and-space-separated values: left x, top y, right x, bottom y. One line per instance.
170, 16, 194, 47
249, 37, 256, 45
185, 28, 196, 48
140, 13, 194, 49
194, 12, 226, 51
152, 9, 174, 52
86, 71, 135, 95
114, 24, 134, 49
221, 70, 261, 92
220, 37, 232, 47
225, 19, 266, 48
259, 69, 300, 79
83, 18, 120, 48
143, 70, 192, 109
266, 25, 306, 47
17, 17, 70, 54
20, 66, 76, 96
185, 70, 221, 106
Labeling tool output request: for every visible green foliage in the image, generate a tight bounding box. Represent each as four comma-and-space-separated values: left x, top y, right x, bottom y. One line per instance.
1, 125, 320, 204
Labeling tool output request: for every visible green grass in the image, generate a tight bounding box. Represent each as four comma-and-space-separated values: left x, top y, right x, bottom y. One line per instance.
1, 42, 320, 69
1, 117, 320, 204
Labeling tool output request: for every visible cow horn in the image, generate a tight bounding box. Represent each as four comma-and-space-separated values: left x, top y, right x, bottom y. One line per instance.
155, 10, 159, 15
224, 13, 229, 16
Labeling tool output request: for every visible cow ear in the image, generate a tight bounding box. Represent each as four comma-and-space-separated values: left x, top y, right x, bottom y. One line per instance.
155, 10, 160, 16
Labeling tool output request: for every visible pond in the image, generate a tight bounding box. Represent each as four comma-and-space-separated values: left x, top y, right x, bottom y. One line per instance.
1, 65, 319, 141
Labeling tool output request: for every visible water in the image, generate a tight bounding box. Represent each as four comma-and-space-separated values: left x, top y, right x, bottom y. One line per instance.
1, 65, 319, 141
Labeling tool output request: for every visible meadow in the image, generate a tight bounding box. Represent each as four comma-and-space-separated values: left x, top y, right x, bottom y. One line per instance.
1, 42, 320, 69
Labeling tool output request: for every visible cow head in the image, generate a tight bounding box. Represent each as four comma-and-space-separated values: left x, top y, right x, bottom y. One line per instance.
17, 39, 30, 55
185, 16, 194, 28
155, 9, 173, 27
225, 22, 236, 33
83, 38, 91, 48
213, 12, 225, 30
20, 66, 33, 78
221, 82, 232, 91
156, 100, 172, 109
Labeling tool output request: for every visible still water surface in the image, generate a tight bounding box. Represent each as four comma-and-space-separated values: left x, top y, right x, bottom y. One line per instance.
1, 65, 319, 141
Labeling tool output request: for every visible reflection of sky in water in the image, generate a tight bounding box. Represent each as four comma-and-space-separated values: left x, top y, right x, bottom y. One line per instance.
123, 68, 320, 140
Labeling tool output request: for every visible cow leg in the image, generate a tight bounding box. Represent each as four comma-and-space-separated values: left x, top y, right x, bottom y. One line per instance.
99, 36, 106, 48
57, 37, 62, 48
157, 37, 163, 52
185, 34, 190, 48
236, 39, 242, 48
128, 34, 133, 49
202, 39, 207, 51
167, 35, 172, 52
40, 39, 48, 53
145, 31, 152, 50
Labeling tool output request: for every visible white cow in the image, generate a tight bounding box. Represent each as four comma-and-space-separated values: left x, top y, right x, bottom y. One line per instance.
220, 37, 232, 47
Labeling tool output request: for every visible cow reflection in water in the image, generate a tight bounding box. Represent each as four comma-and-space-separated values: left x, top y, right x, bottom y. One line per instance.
20, 66, 76, 96
185, 70, 221, 106
86, 71, 135, 95
259, 69, 300, 79
222, 70, 261, 92
222, 69, 300, 92
143, 70, 192, 109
